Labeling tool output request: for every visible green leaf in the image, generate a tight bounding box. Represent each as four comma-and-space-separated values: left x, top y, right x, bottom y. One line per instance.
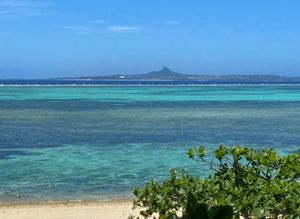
214, 145, 227, 160
198, 146, 206, 158
187, 148, 195, 159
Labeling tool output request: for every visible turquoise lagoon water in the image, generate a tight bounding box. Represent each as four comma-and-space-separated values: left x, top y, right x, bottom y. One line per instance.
0, 86, 300, 202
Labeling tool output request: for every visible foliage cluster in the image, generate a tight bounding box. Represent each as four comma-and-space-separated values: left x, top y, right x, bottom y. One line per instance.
131, 145, 300, 219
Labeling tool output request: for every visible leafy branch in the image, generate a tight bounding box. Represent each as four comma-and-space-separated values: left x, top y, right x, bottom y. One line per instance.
131, 145, 300, 219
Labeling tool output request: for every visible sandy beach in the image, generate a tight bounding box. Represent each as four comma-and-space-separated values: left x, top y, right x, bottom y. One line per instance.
0, 200, 139, 219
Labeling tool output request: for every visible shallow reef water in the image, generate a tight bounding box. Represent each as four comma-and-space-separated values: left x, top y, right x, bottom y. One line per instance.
0, 85, 299, 201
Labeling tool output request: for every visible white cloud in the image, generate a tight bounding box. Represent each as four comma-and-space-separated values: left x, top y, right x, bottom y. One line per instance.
108, 25, 141, 33
0, 0, 52, 18
0, 0, 49, 7
58, 25, 96, 35
57, 23, 141, 35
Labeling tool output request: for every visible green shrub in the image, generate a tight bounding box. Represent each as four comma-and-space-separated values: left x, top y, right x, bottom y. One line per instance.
131, 145, 300, 219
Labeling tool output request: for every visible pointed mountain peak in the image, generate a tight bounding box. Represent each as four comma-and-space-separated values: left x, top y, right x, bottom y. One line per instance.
161, 66, 171, 72
139, 66, 185, 79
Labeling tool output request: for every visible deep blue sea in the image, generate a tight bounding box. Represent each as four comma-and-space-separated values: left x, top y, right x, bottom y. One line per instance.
0, 80, 299, 202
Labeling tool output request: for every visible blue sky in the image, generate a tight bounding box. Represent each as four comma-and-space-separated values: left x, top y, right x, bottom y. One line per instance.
1, 0, 300, 79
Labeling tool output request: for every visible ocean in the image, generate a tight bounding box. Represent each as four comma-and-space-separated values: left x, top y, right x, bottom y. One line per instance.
0, 82, 299, 202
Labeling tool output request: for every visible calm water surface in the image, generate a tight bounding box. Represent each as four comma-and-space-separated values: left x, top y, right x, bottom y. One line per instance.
0, 86, 299, 202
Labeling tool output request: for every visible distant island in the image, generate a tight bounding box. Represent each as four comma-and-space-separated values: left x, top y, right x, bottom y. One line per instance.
61, 67, 300, 82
